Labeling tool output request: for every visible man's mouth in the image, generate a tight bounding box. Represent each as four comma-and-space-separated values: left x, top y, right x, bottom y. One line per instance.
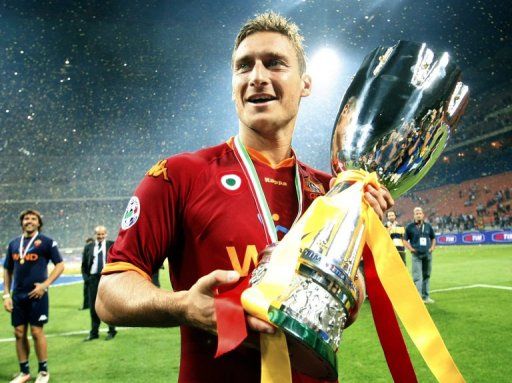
247, 94, 277, 104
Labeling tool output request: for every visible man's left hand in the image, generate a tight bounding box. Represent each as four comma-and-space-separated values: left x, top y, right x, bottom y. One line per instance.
28, 283, 47, 299
364, 184, 394, 220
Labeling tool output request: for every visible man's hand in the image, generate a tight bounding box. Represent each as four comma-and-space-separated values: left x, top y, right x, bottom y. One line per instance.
183, 270, 239, 333
3, 297, 13, 312
28, 282, 47, 299
364, 184, 394, 220
329, 178, 394, 220
183, 269, 276, 335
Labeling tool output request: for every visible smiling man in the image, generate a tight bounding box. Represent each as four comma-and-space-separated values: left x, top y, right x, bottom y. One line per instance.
3, 209, 65, 383
96, 12, 393, 383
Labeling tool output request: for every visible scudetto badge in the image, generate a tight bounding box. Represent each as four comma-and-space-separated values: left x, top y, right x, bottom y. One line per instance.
220, 174, 242, 191
122, 196, 140, 230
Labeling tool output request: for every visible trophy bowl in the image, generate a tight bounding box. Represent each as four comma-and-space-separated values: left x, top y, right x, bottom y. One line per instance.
246, 40, 469, 380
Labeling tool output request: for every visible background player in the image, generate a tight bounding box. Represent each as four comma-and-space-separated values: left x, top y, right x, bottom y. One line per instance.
3, 209, 65, 383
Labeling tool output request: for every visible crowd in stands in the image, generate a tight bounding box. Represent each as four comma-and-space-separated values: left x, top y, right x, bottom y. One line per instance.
395, 172, 512, 233
1, 27, 511, 249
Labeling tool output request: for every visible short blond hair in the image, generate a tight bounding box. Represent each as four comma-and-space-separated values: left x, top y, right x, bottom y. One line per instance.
233, 11, 307, 74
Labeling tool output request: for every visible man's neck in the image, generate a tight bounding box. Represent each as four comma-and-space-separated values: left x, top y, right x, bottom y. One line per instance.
23, 230, 37, 238
238, 125, 294, 166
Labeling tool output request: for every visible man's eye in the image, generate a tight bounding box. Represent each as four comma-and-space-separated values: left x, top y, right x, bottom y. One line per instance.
236, 63, 250, 72
268, 59, 284, 67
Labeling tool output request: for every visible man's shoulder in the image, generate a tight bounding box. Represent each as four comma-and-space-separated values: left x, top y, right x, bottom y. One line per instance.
37, 233, 55, 245
7, 236, 20, 247
298, 161, 330, 179
297, 161, 331, 187
83, 242, 94, 251
168, 141, 230, 165
148, 141, 231, 180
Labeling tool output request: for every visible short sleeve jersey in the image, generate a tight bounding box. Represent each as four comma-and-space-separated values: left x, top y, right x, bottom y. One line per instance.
4, 233, 63, 294
104, 138, 332, 383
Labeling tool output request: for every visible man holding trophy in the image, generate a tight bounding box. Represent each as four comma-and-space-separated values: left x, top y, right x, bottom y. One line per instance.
96, 11, 393, 383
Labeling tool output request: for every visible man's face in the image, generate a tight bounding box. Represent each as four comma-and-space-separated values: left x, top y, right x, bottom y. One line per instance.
95, 228, 107, 242
414, 209, 424, 223
22, 214, 40, 234
232, 32, 311, 135
387, 211, 396, 223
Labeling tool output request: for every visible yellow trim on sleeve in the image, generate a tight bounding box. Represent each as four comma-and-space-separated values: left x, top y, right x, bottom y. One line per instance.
101, 262, 151, 281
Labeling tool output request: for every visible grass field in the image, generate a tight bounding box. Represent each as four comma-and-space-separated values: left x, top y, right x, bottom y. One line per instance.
1, 245, 511, 382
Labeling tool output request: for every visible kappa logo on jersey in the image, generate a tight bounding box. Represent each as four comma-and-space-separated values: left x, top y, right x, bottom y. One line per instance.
38, 315, 48, 321
122, 196, 140, 230
146, 159, 169, 181
220, 174, 242, 191
264, 177, 288, 186
52, 240, 58, 247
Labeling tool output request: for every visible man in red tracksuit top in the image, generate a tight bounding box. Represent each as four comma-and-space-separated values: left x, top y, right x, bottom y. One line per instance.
97, 11, 393, 383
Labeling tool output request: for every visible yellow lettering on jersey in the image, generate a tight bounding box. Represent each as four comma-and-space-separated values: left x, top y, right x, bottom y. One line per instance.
264, 177, 288, 186
226, 245, 259, 276
25, 253, 39, 261
146, 160, 169, 180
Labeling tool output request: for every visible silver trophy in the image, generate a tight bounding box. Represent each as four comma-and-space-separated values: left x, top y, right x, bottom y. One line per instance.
247, 41, 469, 379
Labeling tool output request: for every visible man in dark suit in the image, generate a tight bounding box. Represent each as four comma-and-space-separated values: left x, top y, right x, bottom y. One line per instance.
81, 225, 117, 341
80, 237, 94, 310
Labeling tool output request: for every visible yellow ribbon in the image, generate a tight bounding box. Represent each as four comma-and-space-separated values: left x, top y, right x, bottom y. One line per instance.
242, 169, 465, 383
260, 330, 292, 383
340, 170, 465, 382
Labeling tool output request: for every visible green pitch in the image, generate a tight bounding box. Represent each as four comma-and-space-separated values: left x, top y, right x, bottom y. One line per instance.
1, 245, 510, 382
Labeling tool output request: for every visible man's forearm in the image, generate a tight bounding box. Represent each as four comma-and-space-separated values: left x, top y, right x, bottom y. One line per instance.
403, 241, 415, 252
3, 270, 12, 295
430, 238, 436, 252
44, 262, 65, 288
96, 271, 188, 327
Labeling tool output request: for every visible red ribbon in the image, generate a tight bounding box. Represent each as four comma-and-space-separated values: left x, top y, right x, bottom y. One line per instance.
214, 278, 250, 357
363, 244, 418, 383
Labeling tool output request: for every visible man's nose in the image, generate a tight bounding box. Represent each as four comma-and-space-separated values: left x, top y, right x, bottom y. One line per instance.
249, 61, 269, 87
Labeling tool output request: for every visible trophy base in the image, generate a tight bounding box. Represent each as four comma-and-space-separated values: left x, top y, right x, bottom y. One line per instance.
268, 308, 338, 380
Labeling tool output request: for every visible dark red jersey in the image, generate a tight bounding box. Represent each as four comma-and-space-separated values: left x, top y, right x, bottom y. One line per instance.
104, 138, 332, 382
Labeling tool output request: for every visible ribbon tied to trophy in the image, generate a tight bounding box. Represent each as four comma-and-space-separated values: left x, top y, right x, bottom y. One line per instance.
215, 41, 469, 383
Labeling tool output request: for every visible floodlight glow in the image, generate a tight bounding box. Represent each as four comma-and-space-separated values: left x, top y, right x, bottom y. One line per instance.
309, 47, 342, 89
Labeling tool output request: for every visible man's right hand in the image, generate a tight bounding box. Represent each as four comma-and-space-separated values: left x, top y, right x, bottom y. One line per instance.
183, 269, 275, 335
182, 270, 240, 334
3, 297, 13, 313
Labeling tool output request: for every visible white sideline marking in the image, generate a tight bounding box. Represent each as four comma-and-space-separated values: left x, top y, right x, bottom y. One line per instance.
1, 284, 509, 343
0, 327, 132, 343
431, 284, 512, 293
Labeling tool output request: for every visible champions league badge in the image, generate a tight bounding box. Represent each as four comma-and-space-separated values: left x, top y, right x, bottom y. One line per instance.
122, 196, 140, 230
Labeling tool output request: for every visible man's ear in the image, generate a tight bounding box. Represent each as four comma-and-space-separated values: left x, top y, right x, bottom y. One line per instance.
301, 73, 312, 97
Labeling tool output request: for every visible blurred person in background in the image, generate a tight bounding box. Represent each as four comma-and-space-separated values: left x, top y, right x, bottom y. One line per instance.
404, 207, 436, 304
385, 210, 406, 264
2, 209, 65, 383
81, 225, 116, 341
80, 237, 94, 310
